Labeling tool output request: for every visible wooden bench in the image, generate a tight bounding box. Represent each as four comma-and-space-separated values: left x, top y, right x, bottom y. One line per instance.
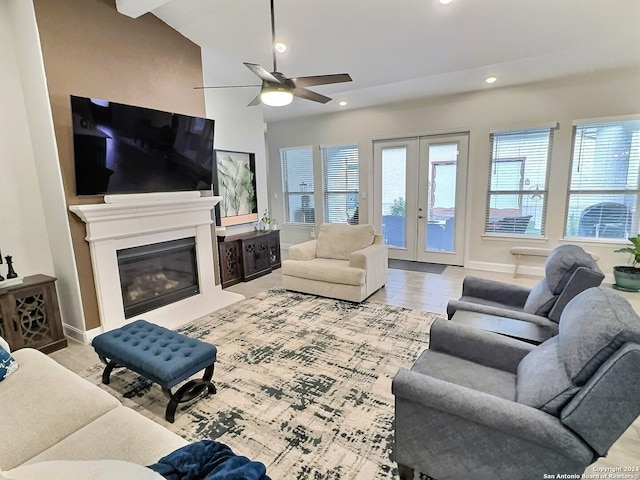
510, 247, 599, 278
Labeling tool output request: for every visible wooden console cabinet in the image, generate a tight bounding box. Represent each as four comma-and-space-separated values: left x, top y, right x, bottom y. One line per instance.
0, 274, 67, 353
218, 230, 281, 288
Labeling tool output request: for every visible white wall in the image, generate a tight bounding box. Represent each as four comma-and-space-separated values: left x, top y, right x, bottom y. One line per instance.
266, 67, 640, 277
6, 0, 85, 334
0, 1, 55, 282
201, 48, 268, 236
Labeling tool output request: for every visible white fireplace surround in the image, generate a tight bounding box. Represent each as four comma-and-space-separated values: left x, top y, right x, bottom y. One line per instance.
70, 191, 243, 337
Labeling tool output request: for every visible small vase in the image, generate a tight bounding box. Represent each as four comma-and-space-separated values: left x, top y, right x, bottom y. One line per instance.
271, 223, 278, 231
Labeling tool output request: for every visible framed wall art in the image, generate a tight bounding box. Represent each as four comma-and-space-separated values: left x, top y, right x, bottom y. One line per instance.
213, 150, 258, 226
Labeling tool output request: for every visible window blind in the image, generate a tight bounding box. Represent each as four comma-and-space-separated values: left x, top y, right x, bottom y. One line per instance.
565, 119, 640, 239
485, 128, 553, 236
321, 144, 359, 224
281, 146, 315, 224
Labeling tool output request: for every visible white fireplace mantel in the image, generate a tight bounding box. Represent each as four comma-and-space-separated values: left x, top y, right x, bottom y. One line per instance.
70, 191, 222, 242
70, 192, 243, 336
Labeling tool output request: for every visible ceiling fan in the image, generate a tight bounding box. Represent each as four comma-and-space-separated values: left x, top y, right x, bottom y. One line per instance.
194, 0, 352, 107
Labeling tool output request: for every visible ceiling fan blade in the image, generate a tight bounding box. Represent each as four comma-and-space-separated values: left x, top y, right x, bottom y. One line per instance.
247, 93, 262, 107
290, 73, 352, 88
244, 62, 281, 83
292, 87, 332, 104
193, 85, 260, 89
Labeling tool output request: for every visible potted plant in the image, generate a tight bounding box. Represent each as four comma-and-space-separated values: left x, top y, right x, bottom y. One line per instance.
613, 235, 640, 292
260, 209, 271, 231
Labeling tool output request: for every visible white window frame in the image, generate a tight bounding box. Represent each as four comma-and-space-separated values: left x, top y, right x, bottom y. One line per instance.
280, 146, 315, 225
484, 127, 554, 237
321, 143, 359, 224
564, 115, 640, 241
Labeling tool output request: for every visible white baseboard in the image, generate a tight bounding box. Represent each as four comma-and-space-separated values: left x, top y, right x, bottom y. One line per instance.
466, 260, 545, 278
61, 323, 97, 345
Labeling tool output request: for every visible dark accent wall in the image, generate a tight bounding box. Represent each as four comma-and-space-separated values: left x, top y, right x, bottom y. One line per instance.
33, 0, 209, 330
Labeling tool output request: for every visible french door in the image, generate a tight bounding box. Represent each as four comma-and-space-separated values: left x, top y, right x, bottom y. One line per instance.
373, 133, 469, 266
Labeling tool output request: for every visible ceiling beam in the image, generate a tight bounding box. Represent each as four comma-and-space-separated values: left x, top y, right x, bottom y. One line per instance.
115, 0, 172, 19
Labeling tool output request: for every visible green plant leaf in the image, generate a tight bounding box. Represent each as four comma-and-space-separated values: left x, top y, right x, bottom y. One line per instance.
615, 235, 640, 268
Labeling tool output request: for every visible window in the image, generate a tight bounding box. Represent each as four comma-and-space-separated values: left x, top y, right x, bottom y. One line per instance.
485, 128, 553, 236
281, 146, 315, 224
321, 144, 359, 224
565, 118, 640, 239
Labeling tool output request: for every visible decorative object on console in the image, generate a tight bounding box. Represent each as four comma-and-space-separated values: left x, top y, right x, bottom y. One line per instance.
217, 230, 280, 288
213, 150, 258, 227
5, 255, 17, 279
613, 234, 640, 292
260, 209, 271, 230
0, 251, 22, 287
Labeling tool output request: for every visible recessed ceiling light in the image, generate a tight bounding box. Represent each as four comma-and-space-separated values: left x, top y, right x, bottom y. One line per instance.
439, 0, 453, 4
274, 41, 287, 53
485, 76, 497, 84
338, 100, 348, 107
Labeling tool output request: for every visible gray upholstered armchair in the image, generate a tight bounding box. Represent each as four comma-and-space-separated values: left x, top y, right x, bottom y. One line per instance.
393, 287, 640, 480
446, 244, 604, 334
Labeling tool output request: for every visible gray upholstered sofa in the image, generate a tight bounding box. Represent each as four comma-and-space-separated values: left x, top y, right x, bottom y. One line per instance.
393, 287, 640, 480
446, 244, 604, 334
0, 336, 187, 477
282, 223, 388, 302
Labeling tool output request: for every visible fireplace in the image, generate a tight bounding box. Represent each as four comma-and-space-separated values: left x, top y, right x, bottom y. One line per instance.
69, 191, 244, 337
118, 237, 199, 318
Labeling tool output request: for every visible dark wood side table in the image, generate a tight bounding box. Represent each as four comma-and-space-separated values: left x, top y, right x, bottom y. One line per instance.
450, 310, 555, 345
0, 274, 67, 353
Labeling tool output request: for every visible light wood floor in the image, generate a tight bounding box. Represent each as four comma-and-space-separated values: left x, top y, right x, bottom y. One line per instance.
51, 264, 640, 472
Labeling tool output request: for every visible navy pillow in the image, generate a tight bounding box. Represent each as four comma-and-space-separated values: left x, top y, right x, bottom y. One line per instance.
0, 345, 18, 381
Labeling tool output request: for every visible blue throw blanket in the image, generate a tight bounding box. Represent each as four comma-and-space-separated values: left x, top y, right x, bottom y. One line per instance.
148, 440, 271, 480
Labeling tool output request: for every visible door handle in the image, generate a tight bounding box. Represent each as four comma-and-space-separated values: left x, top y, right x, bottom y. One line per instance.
418, 215, 425, 219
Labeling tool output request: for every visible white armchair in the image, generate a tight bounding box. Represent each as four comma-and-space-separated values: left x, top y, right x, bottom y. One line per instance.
282, 223, 388, 302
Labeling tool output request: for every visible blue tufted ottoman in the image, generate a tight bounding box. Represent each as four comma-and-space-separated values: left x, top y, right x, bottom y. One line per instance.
92, 319, 217, 423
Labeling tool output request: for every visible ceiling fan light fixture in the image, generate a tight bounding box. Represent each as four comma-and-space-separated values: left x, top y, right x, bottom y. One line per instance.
274, 41, 287, 53
260, 85, 293, 106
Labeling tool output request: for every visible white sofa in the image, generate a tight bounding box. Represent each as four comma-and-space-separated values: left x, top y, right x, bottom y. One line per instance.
282, 223, 388, 302
0, 336, 187, 477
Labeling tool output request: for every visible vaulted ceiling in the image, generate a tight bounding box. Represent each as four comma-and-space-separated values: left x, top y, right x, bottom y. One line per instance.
117, 0, 640, 121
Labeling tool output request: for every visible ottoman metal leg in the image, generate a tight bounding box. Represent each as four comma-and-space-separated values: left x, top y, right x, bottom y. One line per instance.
162, 363, 217, 423
98, 355, 118, 385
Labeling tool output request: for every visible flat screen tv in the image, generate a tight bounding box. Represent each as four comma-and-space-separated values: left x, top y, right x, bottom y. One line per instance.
70, 95, 215, 196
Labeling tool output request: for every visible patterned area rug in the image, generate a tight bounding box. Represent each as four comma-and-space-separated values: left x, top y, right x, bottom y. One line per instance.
81, 288, 440, 479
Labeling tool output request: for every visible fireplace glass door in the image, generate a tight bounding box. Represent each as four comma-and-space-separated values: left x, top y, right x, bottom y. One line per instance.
117, 237, 199, 318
